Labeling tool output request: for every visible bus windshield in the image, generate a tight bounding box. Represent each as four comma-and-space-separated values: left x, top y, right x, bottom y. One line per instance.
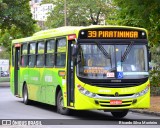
77, 42, 148, 79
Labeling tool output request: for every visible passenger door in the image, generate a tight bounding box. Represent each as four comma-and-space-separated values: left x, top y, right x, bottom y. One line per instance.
14, 44, 20, 96
67, 41, 75, 107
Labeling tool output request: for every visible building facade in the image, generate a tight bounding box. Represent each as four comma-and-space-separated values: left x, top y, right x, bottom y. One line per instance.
30, 0, 54, 21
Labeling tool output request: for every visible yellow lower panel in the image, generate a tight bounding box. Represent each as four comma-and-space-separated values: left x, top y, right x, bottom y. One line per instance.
74, 90, 150, 110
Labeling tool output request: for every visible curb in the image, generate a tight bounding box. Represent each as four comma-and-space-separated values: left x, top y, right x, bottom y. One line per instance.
0, 82, 10, 87
130, 109, 160, 117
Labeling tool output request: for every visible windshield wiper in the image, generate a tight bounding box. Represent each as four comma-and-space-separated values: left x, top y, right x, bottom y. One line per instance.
121, 41, 134, 62
95, 41, 111, 59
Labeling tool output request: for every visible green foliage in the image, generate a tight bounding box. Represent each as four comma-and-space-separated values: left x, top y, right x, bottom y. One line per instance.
0, 49, 10, 59
150, 69, 160, 87
0, 0, 36, 36
0, 0, 39, 59
111, 0, 160, 87
42, 0, 114, 28
112, 0, 160, 46
0, 24, 41, 57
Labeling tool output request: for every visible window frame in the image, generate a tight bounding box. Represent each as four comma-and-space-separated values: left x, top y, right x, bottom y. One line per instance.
28, 42, 36, 68
55, 37, 67, 67
20, 43, 28, 67
45, 39, 55, 67
36, 40, 45, 68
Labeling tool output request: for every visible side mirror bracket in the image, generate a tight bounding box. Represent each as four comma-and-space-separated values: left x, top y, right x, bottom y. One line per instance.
72, 44, 79, 57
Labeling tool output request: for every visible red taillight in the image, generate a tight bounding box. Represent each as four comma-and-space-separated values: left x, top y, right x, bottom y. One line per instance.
15, 43, 21, 47
68, 34, 76, 40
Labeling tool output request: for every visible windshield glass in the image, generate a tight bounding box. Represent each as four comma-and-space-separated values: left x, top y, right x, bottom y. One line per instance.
77, 43, 148, 79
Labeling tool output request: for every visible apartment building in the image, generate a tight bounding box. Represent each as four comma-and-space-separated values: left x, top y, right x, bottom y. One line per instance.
30, 0, 54, 21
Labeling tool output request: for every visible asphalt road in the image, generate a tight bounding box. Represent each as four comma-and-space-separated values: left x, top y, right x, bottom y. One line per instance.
0, 83, 160, 128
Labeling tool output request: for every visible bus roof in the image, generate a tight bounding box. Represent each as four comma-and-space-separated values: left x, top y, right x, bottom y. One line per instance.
12, 25, 147, 44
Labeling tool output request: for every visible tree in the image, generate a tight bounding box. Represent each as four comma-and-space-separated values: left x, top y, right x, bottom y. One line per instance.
0, 0, 36, 36
42, 0, 114, 28
112, 0, 160, 86
0, 0, 38, 57
112, 0, 160, 46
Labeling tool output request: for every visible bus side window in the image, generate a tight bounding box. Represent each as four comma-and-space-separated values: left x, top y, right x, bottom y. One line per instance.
28, 42, 36, 67
36, 41, 45, 67
55, 38, 66, 67
45, 39, 55, 67
29, 55, 35, 67
21, 43, 28, 67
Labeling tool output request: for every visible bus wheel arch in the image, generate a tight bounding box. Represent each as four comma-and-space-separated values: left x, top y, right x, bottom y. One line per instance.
55, 85, 61, 106
22, 82, 31, 105
56, 85, 70, 115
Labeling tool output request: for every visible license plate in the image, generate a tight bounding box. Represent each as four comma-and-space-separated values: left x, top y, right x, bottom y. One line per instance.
110, 100, 122, 105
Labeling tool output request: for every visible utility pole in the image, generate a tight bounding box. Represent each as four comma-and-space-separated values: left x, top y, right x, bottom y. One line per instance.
64, 0, 67, 26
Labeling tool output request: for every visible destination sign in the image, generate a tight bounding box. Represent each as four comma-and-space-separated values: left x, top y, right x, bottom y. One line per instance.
79, 28, 147, 39
88, 31, 138, 38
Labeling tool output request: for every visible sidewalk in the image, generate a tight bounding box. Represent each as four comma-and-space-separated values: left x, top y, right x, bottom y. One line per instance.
0, 77, 10, 82
131, 96, 160, 116
0, 82, 10, 87
0, 76, 10, 87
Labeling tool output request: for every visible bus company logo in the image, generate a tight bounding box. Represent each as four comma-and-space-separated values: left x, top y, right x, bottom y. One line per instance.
2, 120, 11, 125
115, 92, 119, 97
98, 90, 111, 93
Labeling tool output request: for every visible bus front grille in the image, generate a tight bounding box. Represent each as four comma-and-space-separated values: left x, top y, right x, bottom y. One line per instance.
97, 94, 134, 97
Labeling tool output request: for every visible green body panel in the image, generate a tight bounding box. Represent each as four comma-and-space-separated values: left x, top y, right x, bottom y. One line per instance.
10, 68, 15, 95
17, 67, 66, 105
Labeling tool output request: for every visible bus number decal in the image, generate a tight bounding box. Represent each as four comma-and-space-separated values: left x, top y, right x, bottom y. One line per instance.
88, 31, 97, 38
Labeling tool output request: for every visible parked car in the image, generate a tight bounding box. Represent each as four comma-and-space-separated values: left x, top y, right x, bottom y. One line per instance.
0, 71, 9, 77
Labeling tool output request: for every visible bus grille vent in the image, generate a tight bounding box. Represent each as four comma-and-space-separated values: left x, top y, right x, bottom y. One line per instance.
98, 100, 132, 107
97, 94, 134, 97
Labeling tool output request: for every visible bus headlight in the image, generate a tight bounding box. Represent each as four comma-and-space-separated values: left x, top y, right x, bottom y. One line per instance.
77, 85, 97, 98
134, 85, 149, 98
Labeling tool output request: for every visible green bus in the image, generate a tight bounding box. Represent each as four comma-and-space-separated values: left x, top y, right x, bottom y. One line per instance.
10, 25, 150, 118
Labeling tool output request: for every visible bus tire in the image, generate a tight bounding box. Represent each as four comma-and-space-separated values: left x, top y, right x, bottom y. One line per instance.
57, 91, 70, 115
23, 84, 31, 105
111, 109, 128, 118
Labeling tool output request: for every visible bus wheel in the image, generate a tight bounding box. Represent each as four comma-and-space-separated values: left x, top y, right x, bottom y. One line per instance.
111, 110, 128, 118
57, 91, 70, 115
23, 84, 30, 105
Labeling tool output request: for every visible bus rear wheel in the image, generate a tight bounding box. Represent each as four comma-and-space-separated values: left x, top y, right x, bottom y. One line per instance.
111, 109, 128, 118
23, 84, 31, 105
57, 91, 70, 115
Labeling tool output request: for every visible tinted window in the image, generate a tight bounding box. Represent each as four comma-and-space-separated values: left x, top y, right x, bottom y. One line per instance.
36, 41, 45, 67
28, 42, 36, 67
46, 40, 55, 67
21, 43, 28, 67
55, 38, 66, 67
